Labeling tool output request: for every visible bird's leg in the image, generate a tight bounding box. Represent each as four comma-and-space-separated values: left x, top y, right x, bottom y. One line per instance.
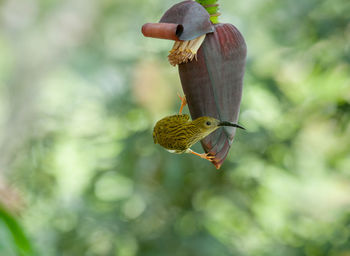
187, 149, 215, 162
177, 93, 187, 115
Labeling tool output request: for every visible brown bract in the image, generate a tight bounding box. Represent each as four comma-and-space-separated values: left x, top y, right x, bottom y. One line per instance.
159, 0, 214, 41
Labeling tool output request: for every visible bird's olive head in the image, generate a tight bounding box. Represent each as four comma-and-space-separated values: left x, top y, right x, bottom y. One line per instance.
193, 116, 221, 133
193, 116, 245, 136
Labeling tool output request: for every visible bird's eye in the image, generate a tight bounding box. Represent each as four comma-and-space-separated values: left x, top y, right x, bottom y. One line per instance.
206, 121, 211, 126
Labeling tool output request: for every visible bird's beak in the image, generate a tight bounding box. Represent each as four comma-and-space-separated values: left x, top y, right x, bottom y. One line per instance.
218, 121, 245, 130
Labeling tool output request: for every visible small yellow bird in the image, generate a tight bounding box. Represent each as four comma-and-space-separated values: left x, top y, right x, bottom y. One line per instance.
153, 95, 245, 161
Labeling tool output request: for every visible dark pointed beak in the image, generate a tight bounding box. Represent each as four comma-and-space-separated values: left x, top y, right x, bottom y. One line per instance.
218, 121, 245, 130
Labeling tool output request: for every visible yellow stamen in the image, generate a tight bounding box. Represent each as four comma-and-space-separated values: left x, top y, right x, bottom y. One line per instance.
170, 41, 181, 53
168, 34, 206, 66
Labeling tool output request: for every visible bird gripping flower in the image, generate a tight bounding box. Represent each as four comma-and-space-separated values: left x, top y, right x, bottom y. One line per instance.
153, 95, 245, 164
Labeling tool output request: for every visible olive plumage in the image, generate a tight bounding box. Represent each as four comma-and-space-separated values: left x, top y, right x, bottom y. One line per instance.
153, 95, 244, 162
153, 115, 220, 152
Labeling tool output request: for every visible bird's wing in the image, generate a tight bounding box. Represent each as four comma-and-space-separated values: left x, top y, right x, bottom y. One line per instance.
153, 114, 191, 151
172, 114, 190, 123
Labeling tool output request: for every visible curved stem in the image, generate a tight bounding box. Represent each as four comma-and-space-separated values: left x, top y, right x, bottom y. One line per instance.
196, 0, 220, 24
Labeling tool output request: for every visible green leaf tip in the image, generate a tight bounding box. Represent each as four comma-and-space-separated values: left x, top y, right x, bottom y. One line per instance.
195, 0, 220, 24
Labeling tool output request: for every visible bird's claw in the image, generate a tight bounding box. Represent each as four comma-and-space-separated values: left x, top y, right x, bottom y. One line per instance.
201, 152, 215, 162
188, 149, 216, 162
177, 92, 187, 106
177, 93, 187, 115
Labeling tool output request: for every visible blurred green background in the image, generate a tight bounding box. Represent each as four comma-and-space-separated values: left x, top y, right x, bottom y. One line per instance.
0, 0, 350, 255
